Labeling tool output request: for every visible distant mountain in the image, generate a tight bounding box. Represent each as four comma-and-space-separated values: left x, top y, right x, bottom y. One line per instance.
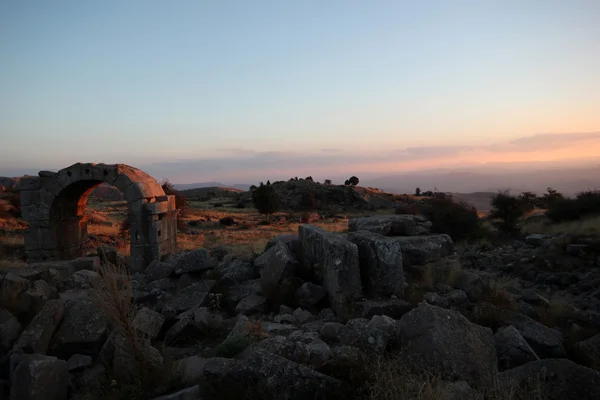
364, 165, 600, 197
173, 182, 251, 191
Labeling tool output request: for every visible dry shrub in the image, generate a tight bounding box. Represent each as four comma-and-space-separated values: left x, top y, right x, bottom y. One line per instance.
537, 297, 573, 328
418, 259, 462, 290
364, 354, 542, 400
90, 262, 168, 397
483, 281, 518, 311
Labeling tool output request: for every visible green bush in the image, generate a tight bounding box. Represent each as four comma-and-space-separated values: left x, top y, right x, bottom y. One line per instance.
251, 182, 280, 219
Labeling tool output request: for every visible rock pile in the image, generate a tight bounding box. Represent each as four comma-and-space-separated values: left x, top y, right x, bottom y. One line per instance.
1, 214, 599, 399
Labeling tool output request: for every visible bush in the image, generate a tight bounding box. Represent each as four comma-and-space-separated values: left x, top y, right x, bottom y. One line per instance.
546, 190, 600, 222
420, 197, 481, 242
488, 190, 525, 235
161, 179, 188, 214
300, 190, 317, 211
219, 216, 236, 226
346, 176, 359, 186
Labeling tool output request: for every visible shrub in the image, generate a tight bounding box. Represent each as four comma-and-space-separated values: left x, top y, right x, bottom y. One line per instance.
394, 202, 421, 215
489, 190, 525, 235
346, 176, 359, 186
300, 190, 317, 211
324, 179, 332, 185
251, 183, 280, 220
161, 179, 188, 212
546, 190, 600, 222
219, 216, 236, 226
419, 197, 481, 242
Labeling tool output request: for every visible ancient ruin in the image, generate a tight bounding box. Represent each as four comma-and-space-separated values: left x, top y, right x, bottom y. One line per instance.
18, 163, 177, 272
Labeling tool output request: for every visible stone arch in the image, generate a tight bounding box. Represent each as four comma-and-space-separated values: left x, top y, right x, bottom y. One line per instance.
19, 163, 178, 272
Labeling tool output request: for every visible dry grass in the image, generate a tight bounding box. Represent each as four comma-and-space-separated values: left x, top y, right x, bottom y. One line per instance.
483, 280, 518, 311
522, 215, 600, 236
363, 354, 542, 400
418, 259, 463, 290
537, 296, 574, 329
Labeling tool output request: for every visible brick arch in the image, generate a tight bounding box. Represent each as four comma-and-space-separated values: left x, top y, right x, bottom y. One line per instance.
19, 163, 178, 272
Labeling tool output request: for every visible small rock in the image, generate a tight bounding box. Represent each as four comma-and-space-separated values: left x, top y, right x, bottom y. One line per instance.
235, 295, 267, 315
10, 354, 68, 400
14, 299, 64, 354
173, 249, 217, 275
145, 260, 175, 281
295, 282, 327, 308
293, 308, 315, 324
494, 325, 539, 370
66, 354, 92, 372
0, 309, 21, 354
132, 307, 165, 339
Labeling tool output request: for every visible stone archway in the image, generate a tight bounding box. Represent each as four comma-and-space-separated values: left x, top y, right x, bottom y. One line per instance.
19, 163, 178, 272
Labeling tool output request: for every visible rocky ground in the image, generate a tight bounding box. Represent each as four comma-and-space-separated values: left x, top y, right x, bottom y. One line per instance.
1, 214, 600, 400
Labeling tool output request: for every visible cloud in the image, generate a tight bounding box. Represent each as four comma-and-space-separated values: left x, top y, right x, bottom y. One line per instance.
117, 132, 600, 183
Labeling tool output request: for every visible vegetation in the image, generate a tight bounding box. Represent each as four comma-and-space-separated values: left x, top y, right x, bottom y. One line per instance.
345, 176, 360, 186
488, 190, 526, 235
161, 179, 188, 213
251, 182, 281, 220
546, 190, 600, 222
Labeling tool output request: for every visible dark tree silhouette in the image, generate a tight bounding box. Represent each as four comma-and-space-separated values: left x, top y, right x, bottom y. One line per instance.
251, 182, 280, 220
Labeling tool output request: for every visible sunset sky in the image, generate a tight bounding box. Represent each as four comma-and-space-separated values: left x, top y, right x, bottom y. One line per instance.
1, 1, 599, 182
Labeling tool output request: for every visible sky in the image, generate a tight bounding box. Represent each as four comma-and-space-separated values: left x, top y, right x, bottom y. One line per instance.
1, 0, 599, 183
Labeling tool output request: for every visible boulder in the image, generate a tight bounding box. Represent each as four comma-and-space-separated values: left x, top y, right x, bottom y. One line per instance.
132, 307, 165, 339
0, 273, 31, 317
264, 234, 302, 258
295, 282, 327, 308
525, 234, 548, 247
50, 295, 108, 359
347, 231, 404, 298
172, 249, 217, 275
497, 359, 600, 400
494, 325, 539, 370
348, 214, 431, 236
217, 259, 258, 285
506, 313, 565, 358
255, 242, 299, 306
0, 309, 21, 354
145, 260, 175, 281
10, 354, 68, 400
319, 322, 345, 342
397, 304, 497, 387
58, 270, 99, 291
391, 234, 453, 268
14, 299, 64, 354
164, 280, 216, 313
360, 299, 414, 319
239, 350, 344, 400
317, 345, 368, 381
224, 279, 262, 310
112, 334, 163, 381
298, 225, 362, 319
66, 353, 92, 372
235, 295, 267, 315
338, 318, 389, 354
150, 385, 201, 400
574, 333, 600, 370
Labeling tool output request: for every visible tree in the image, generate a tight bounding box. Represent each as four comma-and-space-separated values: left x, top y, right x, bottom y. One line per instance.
251, 182, 280, 220
305, 176, 313, 181
324, 179, 332, 185
489, 190, 525, 235
347, 176, 359, 186
518, 191, 538, 212
415, 187, 422, 196
266, 180, 271, 185
300, 190, 317, 211
542, 187, 564, 208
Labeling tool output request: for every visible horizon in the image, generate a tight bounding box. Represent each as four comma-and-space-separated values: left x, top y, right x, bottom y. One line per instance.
2, 1, 600, 183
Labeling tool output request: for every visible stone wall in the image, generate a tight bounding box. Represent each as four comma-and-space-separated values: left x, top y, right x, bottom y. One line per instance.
19, 163, 177, 272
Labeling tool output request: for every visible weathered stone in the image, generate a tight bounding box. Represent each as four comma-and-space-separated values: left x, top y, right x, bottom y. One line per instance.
20, 280, 54, 321
10, 354, 68, 400
298, 225, 362, 319
145, 260, 174, 281
218, 258, 258, 285
295, 282, 327, 308
574, 333, 600, 370
347, 230, 405, 297
14, 300, 64, 354
164, 280, 216, 313
260, 321, 297, 336
239, 350, 344, 399
66, 353, 92, 372
50, 295, 108, 359
264, 234, 302, 258
0, 273, 31, 316
525, 234, 548, 246
494, 325, 539, 370
293, 308, 315, 324
165, 318, 204, 346
21, 163, 177, 273
497, 359, 600, 400
506, 313, 565, 358
112, 334, 163, 381
360, 299, 414, 319
150, 385, 201, 400
255, 242, 299, 306
194, 307, 223, 330
454, 270, 494, 302
224, 279, 262, 309
319, 322, 345, 342
235, 295, 267, 315
338, 318, 389, 354
390, 234, 453, 268
68, 256, 101, 272
397, 304, 497, 387
58, 270, 99, 291
273, 313, 296, 324
173, 248, 217, 275
0, 309, 21, 354
317, 345, 368, 380
348, 214, 432, 236
368, 315, 400, 345
132, 307, 165, 339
